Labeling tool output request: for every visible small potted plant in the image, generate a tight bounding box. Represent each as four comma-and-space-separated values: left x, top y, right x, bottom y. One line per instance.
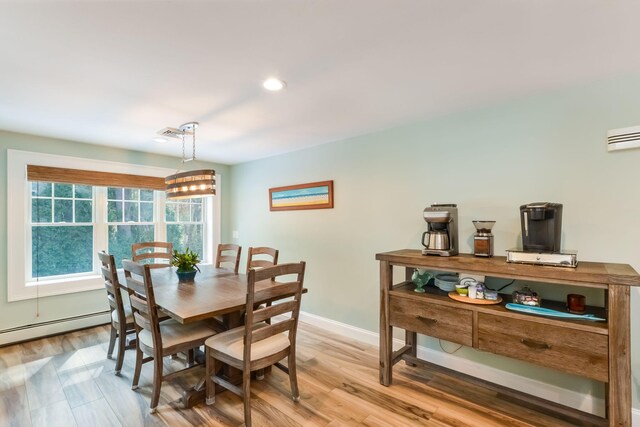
171, 247, 201, 282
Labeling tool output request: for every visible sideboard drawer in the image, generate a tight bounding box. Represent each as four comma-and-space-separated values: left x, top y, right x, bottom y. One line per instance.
477, 313, 608, 382
390, 296, 473, 346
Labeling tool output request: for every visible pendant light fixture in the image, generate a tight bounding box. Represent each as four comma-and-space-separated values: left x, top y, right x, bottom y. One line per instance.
165, 122, 216, 199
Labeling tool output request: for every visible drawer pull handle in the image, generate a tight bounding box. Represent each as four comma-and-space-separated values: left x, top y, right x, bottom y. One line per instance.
415, 316, 438, 325
520, 338, 551, 350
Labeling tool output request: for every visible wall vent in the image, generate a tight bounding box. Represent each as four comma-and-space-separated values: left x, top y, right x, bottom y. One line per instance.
607, 125, 640, 152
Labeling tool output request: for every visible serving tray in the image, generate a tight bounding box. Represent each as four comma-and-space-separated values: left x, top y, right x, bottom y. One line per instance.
448, 291, 502, 305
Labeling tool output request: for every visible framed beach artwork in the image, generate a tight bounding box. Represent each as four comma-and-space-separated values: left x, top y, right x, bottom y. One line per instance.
269, 180, 334, 211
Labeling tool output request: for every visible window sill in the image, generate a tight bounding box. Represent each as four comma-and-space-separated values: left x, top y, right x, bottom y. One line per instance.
9, 275, 104, 302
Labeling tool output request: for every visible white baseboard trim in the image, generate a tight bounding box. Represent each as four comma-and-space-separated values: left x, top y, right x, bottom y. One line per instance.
634, 408, 640, 426
299, 311, 617, 419
0, 312, 110, 346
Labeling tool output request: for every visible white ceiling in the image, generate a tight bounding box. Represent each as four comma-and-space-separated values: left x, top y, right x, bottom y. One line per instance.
1, 0, 640, 165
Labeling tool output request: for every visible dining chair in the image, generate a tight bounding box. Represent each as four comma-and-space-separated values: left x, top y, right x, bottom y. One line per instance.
98, 251, 136, 375
215, 243, 242, 273
204, 262, 306, 427
131, 241, 173, 269
122, 259, 216, 413
246, 246, 279, 274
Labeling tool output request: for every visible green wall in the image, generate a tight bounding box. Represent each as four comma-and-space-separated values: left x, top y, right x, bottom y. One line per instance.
0, 130, 229, 331
228, 73, 640, 408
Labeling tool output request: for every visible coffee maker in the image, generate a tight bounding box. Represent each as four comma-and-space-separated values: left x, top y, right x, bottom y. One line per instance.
520, 202, 562, 252
422, 204, 458, 256
507, 202, 576, 267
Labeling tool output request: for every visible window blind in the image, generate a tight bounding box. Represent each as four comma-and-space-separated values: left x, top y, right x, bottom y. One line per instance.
27, 165, 166, 191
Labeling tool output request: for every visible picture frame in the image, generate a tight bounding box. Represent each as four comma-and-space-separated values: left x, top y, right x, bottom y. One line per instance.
269, 180, 334, 211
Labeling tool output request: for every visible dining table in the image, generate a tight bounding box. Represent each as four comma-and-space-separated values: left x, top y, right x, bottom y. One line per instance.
117, 264, 284, 408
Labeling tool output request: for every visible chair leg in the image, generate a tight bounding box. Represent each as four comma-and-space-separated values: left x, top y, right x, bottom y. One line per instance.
150, 354, 163, 413
243, 368, 252, 427
187, 348, 195, 366
205, 348, 215, 405
107, 325, 117, 359
288, 353, 300, 402
114, 325, 126, 375
132, 347, 143, 390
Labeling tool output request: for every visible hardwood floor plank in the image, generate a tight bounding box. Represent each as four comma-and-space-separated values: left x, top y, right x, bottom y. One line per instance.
94, 372, 164, 427
60, 366, 104, 409
31, 400, 77, 427
72, 399, 122, 427
22, 357, 66, 411
0, 385, 31, 427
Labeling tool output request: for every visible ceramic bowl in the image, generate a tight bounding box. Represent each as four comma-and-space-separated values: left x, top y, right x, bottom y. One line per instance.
434, 273, 458, 292
455, 283, 468, 296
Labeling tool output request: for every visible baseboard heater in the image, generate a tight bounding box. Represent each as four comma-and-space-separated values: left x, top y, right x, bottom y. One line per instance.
0, 310, 110, 346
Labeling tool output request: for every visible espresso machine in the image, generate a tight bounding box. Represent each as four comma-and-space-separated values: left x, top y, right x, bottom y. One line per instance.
421, 204, 459, 256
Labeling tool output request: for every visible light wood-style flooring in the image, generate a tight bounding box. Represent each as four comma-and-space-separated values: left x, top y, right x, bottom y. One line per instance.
0, 322, 591, 426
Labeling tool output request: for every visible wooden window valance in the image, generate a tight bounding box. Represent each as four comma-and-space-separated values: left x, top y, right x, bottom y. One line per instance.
27, 165, 166, 191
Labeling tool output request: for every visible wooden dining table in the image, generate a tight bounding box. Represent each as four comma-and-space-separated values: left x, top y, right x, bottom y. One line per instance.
118, 264, 276, 408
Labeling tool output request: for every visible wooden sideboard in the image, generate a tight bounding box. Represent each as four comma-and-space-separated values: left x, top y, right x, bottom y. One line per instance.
377, 249, 640, 427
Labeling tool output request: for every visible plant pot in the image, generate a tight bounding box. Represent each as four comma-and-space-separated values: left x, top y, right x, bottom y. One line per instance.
176, 269, 197, 282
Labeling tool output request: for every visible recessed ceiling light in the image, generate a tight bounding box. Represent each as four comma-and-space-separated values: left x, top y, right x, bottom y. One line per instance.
263, 78, 286, 91
153, 137, 169, 143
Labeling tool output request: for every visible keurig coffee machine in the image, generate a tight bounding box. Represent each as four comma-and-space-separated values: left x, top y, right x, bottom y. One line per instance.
506, 202, 577, 267
520, 202, 562, 252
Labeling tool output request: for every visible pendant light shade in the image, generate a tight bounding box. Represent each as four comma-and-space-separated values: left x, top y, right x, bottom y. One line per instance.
165, 169, 216, 199
164, 122, 216, 200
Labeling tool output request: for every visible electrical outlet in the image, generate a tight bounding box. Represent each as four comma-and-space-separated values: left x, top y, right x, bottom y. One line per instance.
232, 230, 239, 239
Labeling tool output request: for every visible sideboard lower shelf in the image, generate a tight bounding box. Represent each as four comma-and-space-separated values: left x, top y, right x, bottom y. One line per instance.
377, 250, 640, 427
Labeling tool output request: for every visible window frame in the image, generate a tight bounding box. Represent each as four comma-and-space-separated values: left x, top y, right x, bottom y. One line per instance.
28, 183, 96, 281
7, 150, 220, 302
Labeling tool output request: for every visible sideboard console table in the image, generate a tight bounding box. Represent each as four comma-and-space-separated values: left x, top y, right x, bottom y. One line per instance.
376, 249, 640, 427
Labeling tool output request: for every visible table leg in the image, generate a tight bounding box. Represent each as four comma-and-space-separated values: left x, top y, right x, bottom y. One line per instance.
606, 285, 631, 426
380, 260, 393, 386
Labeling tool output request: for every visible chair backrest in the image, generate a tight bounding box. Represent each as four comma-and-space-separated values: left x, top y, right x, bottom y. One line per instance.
122, 259, 162, 351
98, 251, 128, 325
132, 241, 173, 269
215, 243, 242, 273
246, 246, 279, 274
244, 262, 305, 364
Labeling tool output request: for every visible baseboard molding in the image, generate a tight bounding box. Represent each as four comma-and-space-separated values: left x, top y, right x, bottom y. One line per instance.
634, 408, 640, 426
0, 311, 110, 346
299, 311, 619, 419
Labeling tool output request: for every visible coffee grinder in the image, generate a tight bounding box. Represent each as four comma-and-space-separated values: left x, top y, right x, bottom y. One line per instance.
421, 204, 458, 256
472, 221, 495, 257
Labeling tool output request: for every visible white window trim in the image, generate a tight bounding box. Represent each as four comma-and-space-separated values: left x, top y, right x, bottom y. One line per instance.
7, 149, 220, 302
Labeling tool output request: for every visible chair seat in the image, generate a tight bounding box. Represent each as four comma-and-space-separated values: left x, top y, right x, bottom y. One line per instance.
205, 322, 290, 362
111, 304, 133, 325
139, 319, 214, 350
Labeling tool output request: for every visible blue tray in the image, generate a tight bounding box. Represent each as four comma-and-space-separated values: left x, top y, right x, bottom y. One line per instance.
505, 303, 606, 321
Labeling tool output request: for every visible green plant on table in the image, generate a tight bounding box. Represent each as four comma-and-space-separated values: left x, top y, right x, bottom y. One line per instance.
171, 248, 201, 272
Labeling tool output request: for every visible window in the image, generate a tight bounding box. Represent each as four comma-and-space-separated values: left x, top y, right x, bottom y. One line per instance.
166, 198, 204, 256
107, 187, 155, 268
7, 150, 221, 302
31, 182, 94, 279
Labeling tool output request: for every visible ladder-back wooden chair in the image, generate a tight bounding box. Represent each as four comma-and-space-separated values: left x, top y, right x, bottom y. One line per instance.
131, 241, 173, 269
204, 262, 306, 427
122, 260, 215, 413
245, 246, 279, 274
215, 243, 242, 273
98, 251, 136, 375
